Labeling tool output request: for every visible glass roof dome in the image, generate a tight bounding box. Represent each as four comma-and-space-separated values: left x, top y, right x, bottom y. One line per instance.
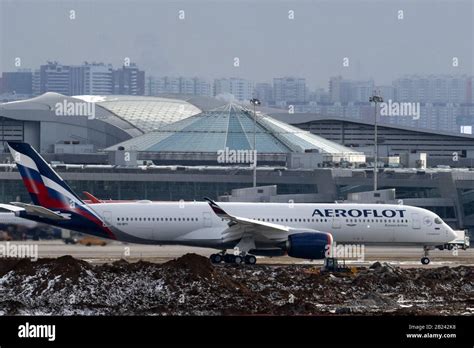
75, 95, 201, 133
106, 103, 364, 158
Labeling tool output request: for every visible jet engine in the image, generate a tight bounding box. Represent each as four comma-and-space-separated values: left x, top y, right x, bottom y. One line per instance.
286, 231, 332, 260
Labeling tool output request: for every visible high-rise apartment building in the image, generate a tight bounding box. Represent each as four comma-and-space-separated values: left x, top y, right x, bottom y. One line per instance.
214, 78, 254, 101
273, 77, 307, 105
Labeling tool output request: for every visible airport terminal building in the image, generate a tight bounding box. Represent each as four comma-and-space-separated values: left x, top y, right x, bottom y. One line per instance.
268, 112, 474, 168
0, 93, 472, 235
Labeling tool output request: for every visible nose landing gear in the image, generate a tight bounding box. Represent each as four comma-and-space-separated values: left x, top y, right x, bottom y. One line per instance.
421, 246, 431, 265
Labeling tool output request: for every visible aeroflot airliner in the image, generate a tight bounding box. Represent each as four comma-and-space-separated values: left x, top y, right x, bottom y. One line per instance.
0, 142, 458, 265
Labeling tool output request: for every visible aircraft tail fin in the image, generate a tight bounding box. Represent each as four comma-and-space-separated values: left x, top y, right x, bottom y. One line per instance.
7, 141, 84, 209
7, 142, 116, 240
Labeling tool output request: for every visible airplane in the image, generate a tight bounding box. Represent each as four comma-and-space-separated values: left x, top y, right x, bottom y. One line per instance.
0, 142, 458, 265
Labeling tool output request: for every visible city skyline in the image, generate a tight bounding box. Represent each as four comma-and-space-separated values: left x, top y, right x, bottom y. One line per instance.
1, 0, 472, 90
2, 59, 473, 137
2, 59, 473, 98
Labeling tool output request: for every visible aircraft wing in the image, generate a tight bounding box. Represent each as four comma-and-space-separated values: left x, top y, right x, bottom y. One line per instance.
0, 202, 70, 221
204, 197, 291, 242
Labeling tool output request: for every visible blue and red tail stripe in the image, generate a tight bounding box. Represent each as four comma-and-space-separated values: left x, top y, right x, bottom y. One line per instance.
8, 141, 116, 240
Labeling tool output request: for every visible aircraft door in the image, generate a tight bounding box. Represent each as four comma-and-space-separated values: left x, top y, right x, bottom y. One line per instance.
412, 213, 421, 229
203, 212, 212, 227
102, 211, 112, 227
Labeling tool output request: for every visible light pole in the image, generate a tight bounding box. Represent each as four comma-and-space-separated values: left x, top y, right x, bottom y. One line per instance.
250, 98, 261, 187
369, 93, 383, 191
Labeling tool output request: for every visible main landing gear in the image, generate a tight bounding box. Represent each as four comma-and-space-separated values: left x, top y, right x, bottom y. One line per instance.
209, 252, 257, 265
421, 246, 431, 265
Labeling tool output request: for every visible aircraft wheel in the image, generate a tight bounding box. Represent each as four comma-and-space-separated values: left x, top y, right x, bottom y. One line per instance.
224, 254, 235, 263
245, 255, 257, 265
210, 254, 223, 264
421, 257, 430, 265
234, 255, 243, 264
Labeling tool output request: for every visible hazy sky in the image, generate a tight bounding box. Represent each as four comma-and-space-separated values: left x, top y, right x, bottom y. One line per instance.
1, 0, 472, 89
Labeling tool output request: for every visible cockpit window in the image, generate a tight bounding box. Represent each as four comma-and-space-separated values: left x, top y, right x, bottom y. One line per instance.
434, 217, 443, 224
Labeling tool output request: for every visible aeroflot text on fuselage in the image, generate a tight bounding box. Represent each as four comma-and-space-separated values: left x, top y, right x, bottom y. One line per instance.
312, 208, 407, 218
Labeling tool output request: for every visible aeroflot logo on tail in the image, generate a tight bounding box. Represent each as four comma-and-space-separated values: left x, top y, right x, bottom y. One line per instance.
312, 208, 407, 218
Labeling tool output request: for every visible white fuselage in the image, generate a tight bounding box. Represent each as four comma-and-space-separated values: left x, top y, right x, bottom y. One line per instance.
88, 201, 457, 249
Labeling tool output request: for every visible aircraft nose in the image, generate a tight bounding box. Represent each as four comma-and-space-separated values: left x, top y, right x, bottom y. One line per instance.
447, 227, 457, 241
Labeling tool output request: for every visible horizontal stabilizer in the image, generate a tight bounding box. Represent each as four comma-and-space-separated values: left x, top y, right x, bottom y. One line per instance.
3, 202, 70, 221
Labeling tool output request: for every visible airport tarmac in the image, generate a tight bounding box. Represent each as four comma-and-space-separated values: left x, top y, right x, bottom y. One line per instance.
3, 240, 473, 267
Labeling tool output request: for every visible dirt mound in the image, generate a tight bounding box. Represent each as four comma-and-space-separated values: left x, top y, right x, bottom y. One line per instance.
42, 255, 91, 281
161, 253, 215, 280
0, 258, 36, 277
0, 255, 91, 280
0, 255, 472, 315
420, 266, 466, 281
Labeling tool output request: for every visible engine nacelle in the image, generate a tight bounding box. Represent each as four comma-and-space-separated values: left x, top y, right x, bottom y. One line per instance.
286, 232, 332, 260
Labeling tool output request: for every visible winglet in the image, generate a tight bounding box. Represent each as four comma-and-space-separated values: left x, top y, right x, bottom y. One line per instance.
83, 191, 102, 203
204, 197, 229, 218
